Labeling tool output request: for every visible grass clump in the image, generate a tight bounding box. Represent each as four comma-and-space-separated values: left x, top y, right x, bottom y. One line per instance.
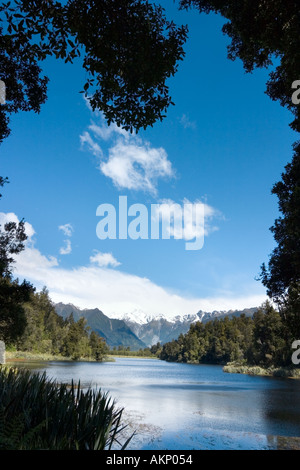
223, 361, 300, 378
0, 366, 133, 450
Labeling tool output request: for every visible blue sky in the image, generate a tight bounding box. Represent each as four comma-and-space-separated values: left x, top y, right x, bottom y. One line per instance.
0, 5, 297, 319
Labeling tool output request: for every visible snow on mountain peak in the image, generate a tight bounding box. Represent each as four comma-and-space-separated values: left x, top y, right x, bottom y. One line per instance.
110, 309, 201, 325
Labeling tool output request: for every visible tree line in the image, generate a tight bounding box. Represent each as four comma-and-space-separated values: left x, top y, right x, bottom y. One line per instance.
109, 344, 160, 357
8, 287, 110, 361
159, 296, 299, 368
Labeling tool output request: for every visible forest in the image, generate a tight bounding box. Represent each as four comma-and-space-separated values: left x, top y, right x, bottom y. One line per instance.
8, 287, 110, 361
159, 296, 299, 369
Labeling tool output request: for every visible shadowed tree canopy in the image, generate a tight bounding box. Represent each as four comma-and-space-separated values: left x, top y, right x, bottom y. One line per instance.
0, 178, 33, 342
0, 0, 188, 142
0, 177, 27, 278
180, 0, 300, 132
260, 142, 300, 302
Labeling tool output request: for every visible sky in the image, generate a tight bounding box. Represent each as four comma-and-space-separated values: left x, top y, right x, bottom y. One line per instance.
0, 5, 297, 320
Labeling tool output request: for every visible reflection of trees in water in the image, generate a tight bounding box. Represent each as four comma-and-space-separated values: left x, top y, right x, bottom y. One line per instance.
262, 382, 300, 448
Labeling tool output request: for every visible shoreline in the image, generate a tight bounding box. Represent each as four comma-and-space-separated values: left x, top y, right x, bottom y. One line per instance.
4, 351, 156, 364
223, 362, 300, 379
5, 352, 300, 380
4, 350, 113, 363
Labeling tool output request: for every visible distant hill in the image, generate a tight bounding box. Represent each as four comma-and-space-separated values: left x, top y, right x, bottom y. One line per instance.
54, 302, 258, 349
198, 307, 258, 324
123, 317, 193, 347
54, 303, 147, 350
122, 307, 258, 347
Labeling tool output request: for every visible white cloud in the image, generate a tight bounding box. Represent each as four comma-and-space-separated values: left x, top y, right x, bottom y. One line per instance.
7, 215, 265, 320
80, 131, 103, 158
60, 239, 72, 255
0, 213, 58, 272
80, 112, 175, 194
0, 212, 35, 241
180, 114, 197, 130
90, 251, 121, 268
88, 119, 128, 141
2, 212, 264, 320
59, 223, 73, 238
58, 223, 73, 255
13, 247, 267, 319
16, 246, 58, 272
100, 139, 174, 194
14, 245, 266, 319
151, 198, 223, 241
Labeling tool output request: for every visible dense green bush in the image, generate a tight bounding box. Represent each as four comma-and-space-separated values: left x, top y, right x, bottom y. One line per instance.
11, 288, 110, 361
160, 300, 300, 368
0, 366, 132, 450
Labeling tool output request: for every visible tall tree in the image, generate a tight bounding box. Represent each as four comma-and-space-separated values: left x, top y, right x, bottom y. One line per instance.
0, 178, 33, 342
260, 142, 300, 302
0, 0, 188, 142
62, 314, 90, 360
250, 301, 286, 366
89, 330, 109, 361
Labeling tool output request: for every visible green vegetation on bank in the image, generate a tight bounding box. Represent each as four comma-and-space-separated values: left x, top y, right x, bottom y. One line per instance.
159, 299, 300, 375
5, 288, 110, 362
0, 366, 132, 450
223, 362, 300, 379
108, 344, 160, 358
0, 178, 110, 363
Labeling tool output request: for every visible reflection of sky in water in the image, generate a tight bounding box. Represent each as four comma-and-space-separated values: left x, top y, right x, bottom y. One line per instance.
11, 357, 300, 450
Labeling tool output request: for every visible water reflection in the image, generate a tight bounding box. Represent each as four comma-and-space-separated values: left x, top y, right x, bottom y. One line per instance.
8, 357, 300, 450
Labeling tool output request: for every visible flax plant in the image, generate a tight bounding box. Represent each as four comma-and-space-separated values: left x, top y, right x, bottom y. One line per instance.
0, 366, 133, 450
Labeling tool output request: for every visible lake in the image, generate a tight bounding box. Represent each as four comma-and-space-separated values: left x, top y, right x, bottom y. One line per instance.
9, 357, 300, 450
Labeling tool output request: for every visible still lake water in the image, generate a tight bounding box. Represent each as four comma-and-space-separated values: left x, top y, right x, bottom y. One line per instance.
10, 357, 300, 450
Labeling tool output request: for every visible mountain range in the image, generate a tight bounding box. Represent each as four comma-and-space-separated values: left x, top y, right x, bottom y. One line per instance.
54, 302, 146, 350
54, 302, 258, 350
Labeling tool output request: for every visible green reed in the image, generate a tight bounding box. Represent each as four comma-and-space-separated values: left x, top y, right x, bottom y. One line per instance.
0, 366, 133, 450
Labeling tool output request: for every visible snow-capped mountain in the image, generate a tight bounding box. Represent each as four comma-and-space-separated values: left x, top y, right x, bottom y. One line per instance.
110, 309, 202, 325
54, 302, 258, 349
103, 307, 258, 347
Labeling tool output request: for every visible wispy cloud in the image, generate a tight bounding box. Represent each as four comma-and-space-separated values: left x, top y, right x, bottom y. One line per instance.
80, 112, 175, 195
59, 239, 72, 255
90, 251, 121, 268
80, 131, 103, 158
59, 223, 73, 238
88, 119, 128, 141
59, 223, 73, 255
152, 198, 223, 241
180, 114, 197, 130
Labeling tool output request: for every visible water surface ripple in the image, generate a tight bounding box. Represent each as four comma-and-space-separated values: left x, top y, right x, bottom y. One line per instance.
10, 357, 300, 450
